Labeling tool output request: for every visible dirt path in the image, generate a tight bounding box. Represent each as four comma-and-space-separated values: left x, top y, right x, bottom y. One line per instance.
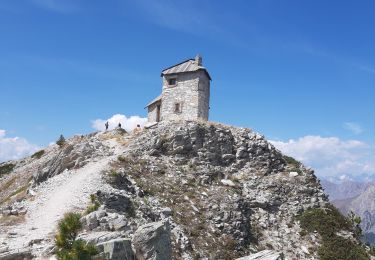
2, 138, 124, 256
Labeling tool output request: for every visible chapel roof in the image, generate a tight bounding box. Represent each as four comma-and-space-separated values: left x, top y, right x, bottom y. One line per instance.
161, 55, 211, 80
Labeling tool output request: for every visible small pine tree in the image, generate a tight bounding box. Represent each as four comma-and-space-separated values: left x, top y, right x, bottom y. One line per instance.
56, 135, 66, 147
348, 210, 363, 239
55, 212, 98, 260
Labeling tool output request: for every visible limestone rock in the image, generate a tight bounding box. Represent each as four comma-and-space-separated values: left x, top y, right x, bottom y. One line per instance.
289, 172, 299, 177
221, 179, 236, 187
79, 231, 124, 245
236, 250, 283, 260
96, 238, 134, 260
0, 248, 33, 260
32, 136, 111, 184
96, 191, 133, 214
132, 221, 172, 260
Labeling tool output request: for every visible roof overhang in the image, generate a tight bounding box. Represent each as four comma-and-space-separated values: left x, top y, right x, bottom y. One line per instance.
160, 58, 212, 81
145, 94, 162, 108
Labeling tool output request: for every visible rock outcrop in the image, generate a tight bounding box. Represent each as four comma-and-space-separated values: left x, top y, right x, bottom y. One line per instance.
133, 221, 172, 260
236, 250, 283, 260
0, 120, 368, 259
96, 238, 134, 260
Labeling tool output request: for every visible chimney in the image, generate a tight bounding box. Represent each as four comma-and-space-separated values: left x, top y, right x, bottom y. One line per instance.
195, 54, 202, 66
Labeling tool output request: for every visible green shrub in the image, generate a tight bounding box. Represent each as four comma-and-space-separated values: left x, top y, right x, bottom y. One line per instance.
0, 163, 15, 176
318, 235, 368, 260
56, 135, 66, 147
298, 205, 369, 260
348, 210, 363, 239
283, 155, 301, 168
55, 212, 98, 260
85, 194, 101, 215
31, 150, 45, 159
117, 155, 128, 163
298, 205, 351, 237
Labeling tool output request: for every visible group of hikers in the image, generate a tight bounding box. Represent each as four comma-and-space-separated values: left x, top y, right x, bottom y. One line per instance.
104, 121, 142, 133
104, 121, 119, 131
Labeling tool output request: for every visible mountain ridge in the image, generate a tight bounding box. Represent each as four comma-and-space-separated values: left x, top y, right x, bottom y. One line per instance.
0, 120, 371, 259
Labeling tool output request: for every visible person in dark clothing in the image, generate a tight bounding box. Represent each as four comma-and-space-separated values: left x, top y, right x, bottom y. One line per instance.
118, 122, 122, 128
105, 121, 109, 131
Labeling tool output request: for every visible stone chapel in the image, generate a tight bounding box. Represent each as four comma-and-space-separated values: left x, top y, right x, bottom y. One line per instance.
146, 55, 211, 122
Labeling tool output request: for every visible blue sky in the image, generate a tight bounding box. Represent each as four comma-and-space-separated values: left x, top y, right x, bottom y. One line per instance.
1, 0, 375, 181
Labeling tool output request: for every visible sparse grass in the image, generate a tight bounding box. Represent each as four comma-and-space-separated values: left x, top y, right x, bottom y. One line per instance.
0, 163, 15, 176
117, 155, 127, 162
0, 214, 25, 226
188, 161, 197, 171
114, 156, 245, 258
298, 205, 351, 237
0, 176, 17, 190
0, 184, 28, 204
298, 204, 369, 260
85, 194, 101, 215
251, 222, 263, 244
9, 185, 28, 198
284, 156, 301, 167
109, 169, 119, 178
219, 234, 238, 259
100, 131, 130, 146
31, 150, 45, 159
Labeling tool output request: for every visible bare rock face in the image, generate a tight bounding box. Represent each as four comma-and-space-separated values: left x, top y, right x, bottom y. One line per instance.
96, 238, 134, 260
32, 135, 111, 184
130, 121, 285, 175
132, 221, 172, 260
0, 248, 33, 260
236, 250, 283, 260
96, 191, 134, 214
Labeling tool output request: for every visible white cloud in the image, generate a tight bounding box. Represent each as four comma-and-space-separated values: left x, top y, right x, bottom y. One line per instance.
0, 130, 5, 138
339, 174, 353, 181
343, 122, 363, 135
92, 114, 147, 133
271, 136, 375, 181
0, 129, 39, 163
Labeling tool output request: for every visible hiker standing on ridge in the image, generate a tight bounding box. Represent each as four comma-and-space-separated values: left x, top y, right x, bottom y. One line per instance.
105, 121, 109, 131
133, 124, 142, 134
118, 122, 122, 128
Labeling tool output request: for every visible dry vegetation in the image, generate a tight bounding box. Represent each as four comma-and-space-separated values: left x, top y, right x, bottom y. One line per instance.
111, 155, 244, 259
0, 214, 26, 227
0, 171, 33, 206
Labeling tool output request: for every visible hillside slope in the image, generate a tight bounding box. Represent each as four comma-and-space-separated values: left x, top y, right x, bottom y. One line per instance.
333, 184, 375, 244
0, 120, 370, 259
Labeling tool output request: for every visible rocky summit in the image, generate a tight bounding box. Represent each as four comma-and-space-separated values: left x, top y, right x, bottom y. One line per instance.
0, 120, 370, 259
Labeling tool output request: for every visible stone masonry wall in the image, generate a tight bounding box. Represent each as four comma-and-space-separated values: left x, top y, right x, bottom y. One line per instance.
160, 71, 210, 121
147, 102, 160, 123
197, 70, 210, 120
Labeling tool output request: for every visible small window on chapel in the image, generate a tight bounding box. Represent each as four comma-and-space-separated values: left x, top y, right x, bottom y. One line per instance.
168, 78, 177, 85
174, 103, 181, 113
